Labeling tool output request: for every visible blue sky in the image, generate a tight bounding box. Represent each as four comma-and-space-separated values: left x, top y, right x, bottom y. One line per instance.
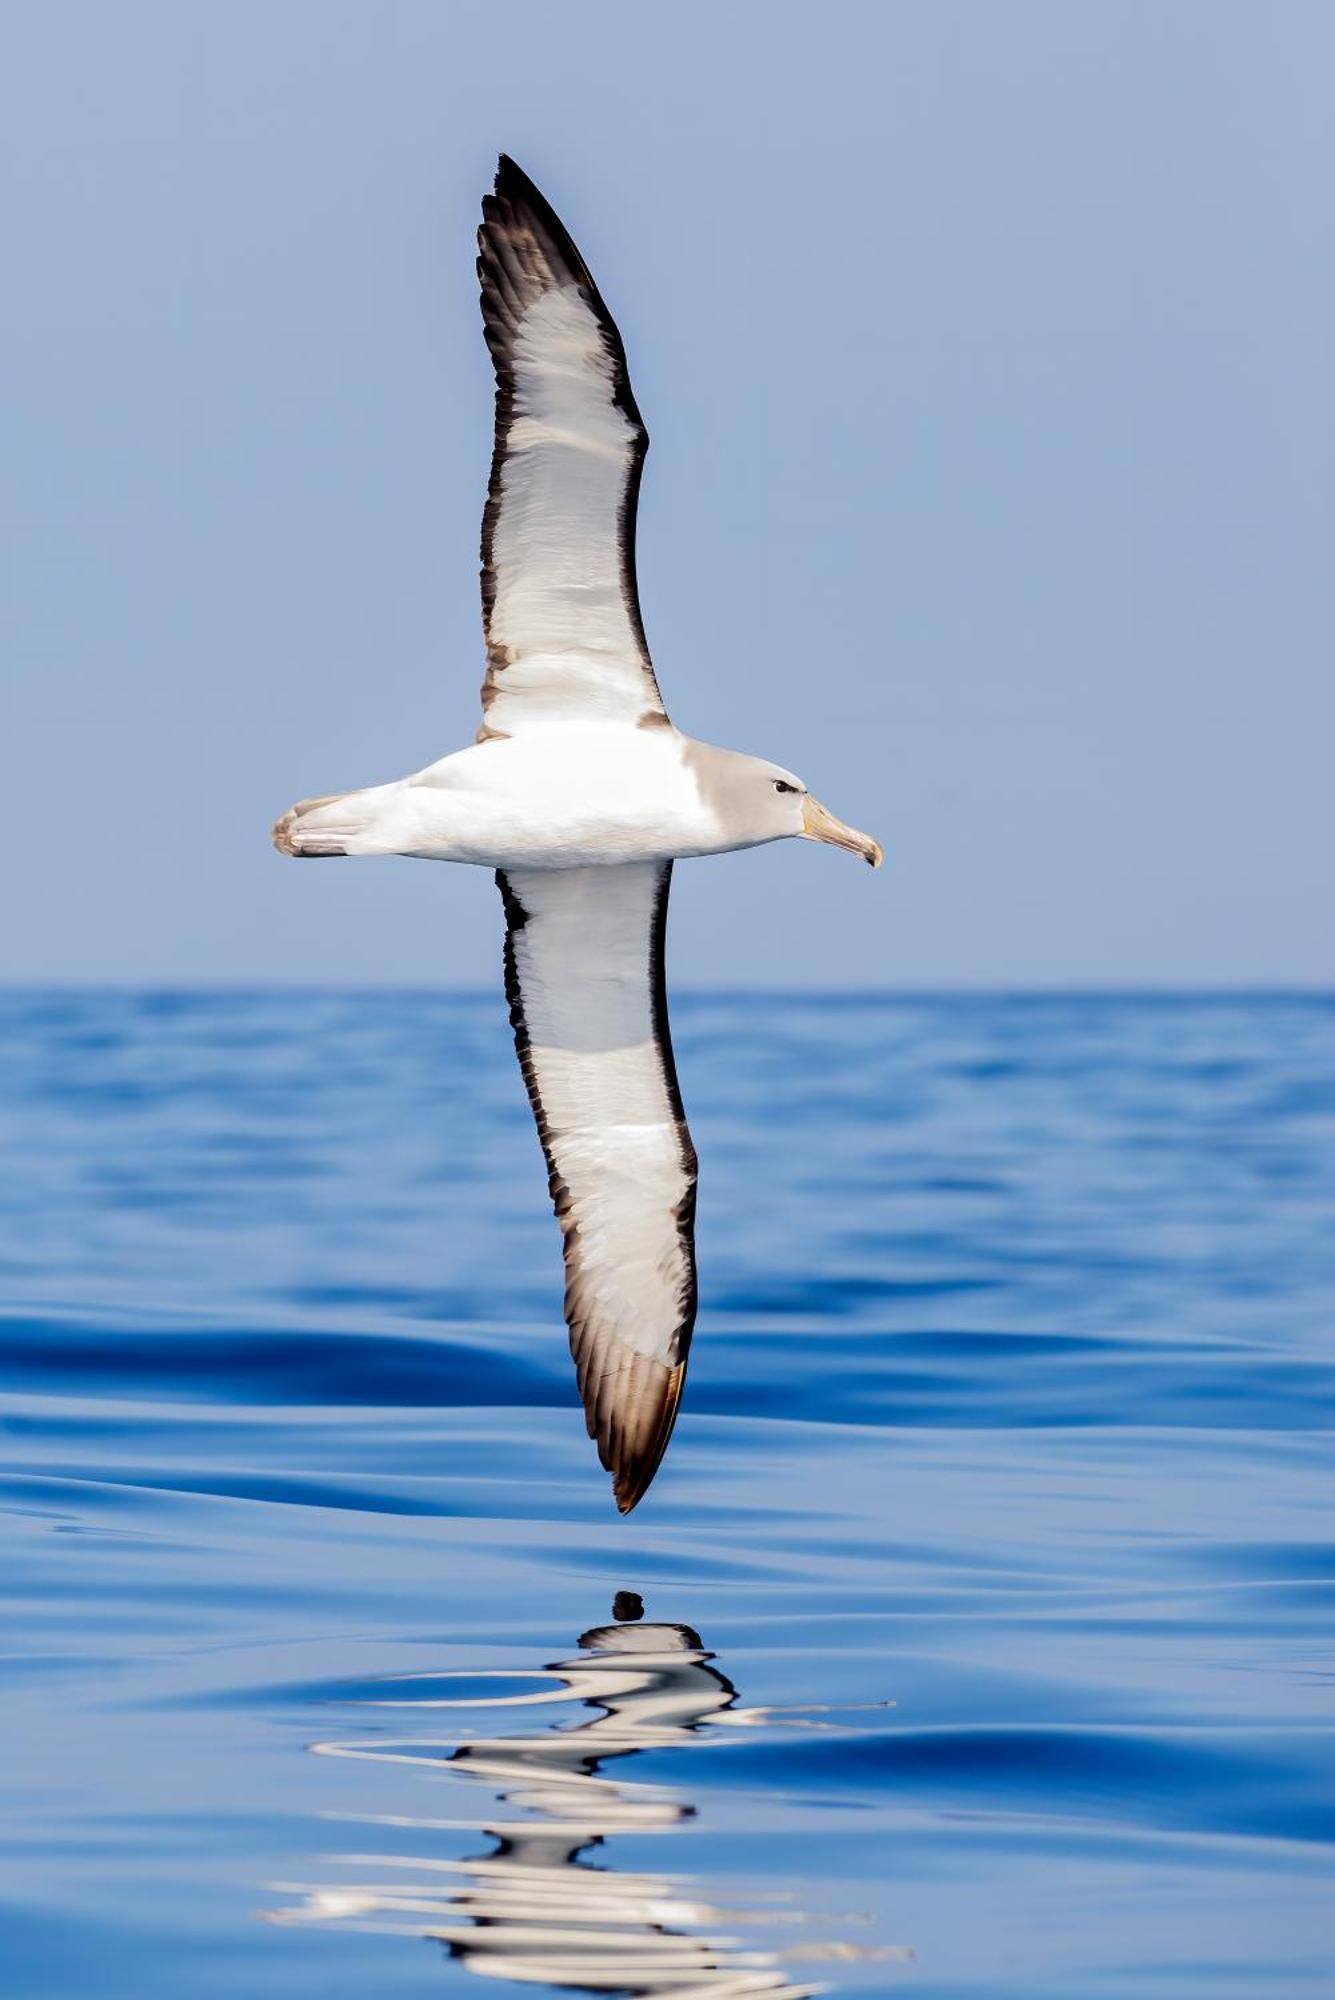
4, 1, 1331, 986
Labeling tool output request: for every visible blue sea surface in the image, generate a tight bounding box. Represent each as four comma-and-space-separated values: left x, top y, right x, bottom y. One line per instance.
2, 991, 1333, 1998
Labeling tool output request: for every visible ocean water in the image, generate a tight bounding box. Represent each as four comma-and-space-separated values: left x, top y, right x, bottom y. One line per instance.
2, 991, 1333, 1999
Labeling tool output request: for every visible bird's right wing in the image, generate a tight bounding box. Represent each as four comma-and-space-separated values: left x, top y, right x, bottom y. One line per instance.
496, 862, 697, 1512
476, 156, 668, 740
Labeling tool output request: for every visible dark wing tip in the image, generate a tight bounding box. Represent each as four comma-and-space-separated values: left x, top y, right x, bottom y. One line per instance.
486, 153, 601, 306
611, 1359, 688, 1515
495, 152, 538, 200
493, 153, 561, 226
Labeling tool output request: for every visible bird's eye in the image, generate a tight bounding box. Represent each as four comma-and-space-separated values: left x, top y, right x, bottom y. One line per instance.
773, 780, 798, 795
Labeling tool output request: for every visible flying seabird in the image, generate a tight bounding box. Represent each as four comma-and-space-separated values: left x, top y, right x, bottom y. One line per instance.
272, 156, 881, 1514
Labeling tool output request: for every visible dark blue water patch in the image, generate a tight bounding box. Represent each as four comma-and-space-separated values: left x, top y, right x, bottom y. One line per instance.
0, 1310, 559, 1407
711, 1274, 1001, 1312
700, 1332, 1335, 1430
658, 1724, 1335, 1847
1180, 1541, 1335, 1584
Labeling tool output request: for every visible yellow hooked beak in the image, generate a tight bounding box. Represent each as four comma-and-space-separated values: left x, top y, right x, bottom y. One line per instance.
801, 795, 883, 867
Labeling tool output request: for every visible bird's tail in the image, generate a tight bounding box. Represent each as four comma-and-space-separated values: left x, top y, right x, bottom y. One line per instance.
271, 785, 402, 857
272, 792, 353, 856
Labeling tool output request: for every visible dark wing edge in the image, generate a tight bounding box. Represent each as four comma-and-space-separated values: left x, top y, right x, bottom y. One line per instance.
497, 862, 698, 1513
476, 154, 662, 709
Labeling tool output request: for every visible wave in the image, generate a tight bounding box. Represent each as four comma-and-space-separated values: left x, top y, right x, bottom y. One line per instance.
6, 1302, 1334, 1432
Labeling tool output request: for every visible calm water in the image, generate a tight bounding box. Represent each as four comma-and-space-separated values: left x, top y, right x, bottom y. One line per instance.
2, 992, 1333, 1998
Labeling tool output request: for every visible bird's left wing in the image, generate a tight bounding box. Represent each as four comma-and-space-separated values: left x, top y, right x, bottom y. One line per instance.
476, 155, 668, 739
497, 862, 697, 1512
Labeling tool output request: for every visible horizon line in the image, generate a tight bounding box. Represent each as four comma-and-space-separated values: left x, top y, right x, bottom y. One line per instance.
2, 981, 1332, 1002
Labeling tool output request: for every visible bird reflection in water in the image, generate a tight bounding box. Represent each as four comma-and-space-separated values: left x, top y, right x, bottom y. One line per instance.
270, 1592, 890, 1993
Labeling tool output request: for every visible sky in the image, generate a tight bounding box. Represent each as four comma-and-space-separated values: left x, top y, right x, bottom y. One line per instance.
3, 1, 1332, 988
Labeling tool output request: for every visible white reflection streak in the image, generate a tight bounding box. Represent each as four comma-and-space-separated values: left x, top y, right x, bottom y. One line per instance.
268, 1612, 832, 1995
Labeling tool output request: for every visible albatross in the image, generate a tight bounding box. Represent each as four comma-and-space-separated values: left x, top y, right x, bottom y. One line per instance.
272, 156, 881, 1514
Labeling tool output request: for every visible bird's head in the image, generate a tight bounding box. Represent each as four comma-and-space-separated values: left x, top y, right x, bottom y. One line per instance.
687, 743, 882, 866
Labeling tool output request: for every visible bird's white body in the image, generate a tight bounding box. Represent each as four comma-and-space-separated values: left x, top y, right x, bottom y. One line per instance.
285, 724, 749, 871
